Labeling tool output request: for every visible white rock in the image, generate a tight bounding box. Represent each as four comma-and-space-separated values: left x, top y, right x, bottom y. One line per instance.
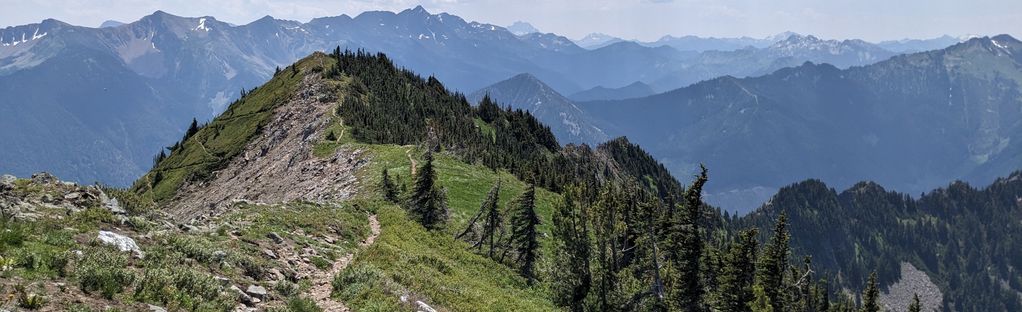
416, 301, 438, 312
97, 231, 142, 257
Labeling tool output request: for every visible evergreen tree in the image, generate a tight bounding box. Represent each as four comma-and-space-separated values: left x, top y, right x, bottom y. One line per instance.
757, 213, 790, 312
669, 165, 708, 311
409, 151, 448, 230
184, 118, 199, 141
750, 284, 775, 312
508, 183, 541, 284
325, 130, 337, 141
550, 188, 592, 311
457, 180, 504, 258
716, 229, 759, 312
816, 280, 831, 312
381, 168, 399, 203
477, 94, 502, 123
861, 272, 880, 312
907, 293, 921, 312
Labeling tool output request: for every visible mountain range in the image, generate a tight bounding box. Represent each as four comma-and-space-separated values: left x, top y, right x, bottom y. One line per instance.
580, 35, 1022, 213
0, 7, 919, 187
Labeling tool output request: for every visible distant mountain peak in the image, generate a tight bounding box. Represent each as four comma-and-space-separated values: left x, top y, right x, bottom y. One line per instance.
574, 32, 625, 49
399, 5, 432, 17
507, 21, 540, 36
99, 20, 125, 28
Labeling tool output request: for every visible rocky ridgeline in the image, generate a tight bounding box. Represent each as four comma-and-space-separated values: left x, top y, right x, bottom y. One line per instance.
0, 172, 126, 221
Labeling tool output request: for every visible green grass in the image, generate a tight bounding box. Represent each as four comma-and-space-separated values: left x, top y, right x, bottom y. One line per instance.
474, 117, 496, 143
322, 136, 563, 311
136, 53, 339, 203
335, 205, 559, 312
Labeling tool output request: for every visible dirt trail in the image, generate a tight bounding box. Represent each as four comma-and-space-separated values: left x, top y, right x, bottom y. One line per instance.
406, 148, 418, 176
309, 213, 381, 311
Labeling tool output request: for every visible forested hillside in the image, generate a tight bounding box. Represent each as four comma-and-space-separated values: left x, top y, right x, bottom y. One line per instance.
736, 173, 1022, 311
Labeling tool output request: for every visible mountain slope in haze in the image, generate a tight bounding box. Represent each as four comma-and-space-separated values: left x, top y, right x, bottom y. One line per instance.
647, 34, 898, 90
568, 81, 656, 101
506, 21, 539, 36
583, 35, 1022, 214
878, 35, 965, 53
573, 33, 624, 49
469, 73, 609, 145
736, 174, 1022, 311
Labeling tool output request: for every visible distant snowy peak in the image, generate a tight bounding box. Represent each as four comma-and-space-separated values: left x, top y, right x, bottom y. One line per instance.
770, 34, 888, 56
0, 19, 65, 48
507, 21, 540, 36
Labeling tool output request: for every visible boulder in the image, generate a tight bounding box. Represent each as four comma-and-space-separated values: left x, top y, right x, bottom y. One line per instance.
261, 249, 278, 259
97, 231, 143, 257
230, 285, 256, 306
245, 285, 268, 299
100, 193, 126, 214
30, 172, 58, 185
148, 304, 168, 312
0, 174, 15, 190
267, 232, 284, 244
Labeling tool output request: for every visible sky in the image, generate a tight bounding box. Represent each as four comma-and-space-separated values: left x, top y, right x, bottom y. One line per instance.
2, 0, 1021, 42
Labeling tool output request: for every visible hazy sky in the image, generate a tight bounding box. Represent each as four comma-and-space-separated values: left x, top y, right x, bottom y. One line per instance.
3, 0, 1021, 42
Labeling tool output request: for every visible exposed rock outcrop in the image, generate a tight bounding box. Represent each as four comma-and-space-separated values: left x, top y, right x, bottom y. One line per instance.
168, 74, 364, 221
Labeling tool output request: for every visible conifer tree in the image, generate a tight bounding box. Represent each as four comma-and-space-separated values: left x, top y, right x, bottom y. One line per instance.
381, 168, 399, 203
508, 183, 541, 284
457, 180, 503, 258
669, 165, 708, 311
409, 151, 448, 230
716, 229, 758, 312
757, 213, 790, 312
184, 118, 199, 141
861, 272, 880, 312
750, 284, 775, 312
550, 188, 592, 311
907, 293, 921, 312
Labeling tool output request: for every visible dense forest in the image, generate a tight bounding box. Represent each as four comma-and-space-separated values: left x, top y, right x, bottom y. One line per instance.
736, 175, 1022, 311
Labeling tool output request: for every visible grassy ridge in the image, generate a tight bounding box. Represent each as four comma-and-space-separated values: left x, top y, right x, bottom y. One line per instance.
324, 123, 562, 311
135, 53, 337, 203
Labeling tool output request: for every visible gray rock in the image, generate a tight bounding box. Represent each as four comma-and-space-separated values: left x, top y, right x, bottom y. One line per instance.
245, 285, 268, 299
148, 304, 168, 312
30, 172, 57, 185
97, 231, 143, 257
64, 192, 82, 200
261, 249, 278, 259
230, 285, 256, 306
214, 276, 231, 286
0, 174, 15, 190
101, 193, 126, 214
267, 232, 284, 244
